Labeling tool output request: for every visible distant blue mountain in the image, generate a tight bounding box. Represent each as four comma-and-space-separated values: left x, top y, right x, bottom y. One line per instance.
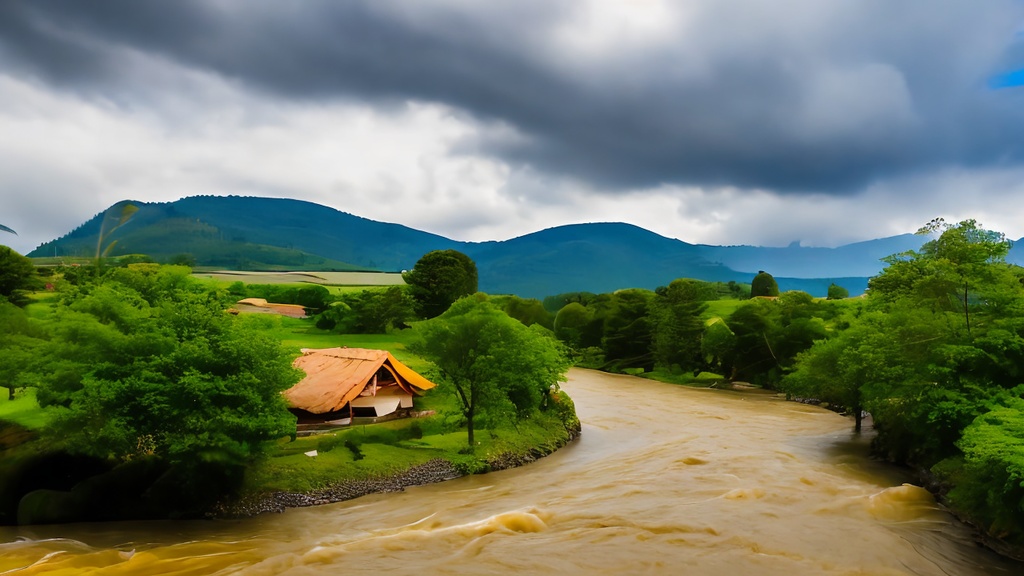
31, 195, 942, 299
694, 235, 927, 278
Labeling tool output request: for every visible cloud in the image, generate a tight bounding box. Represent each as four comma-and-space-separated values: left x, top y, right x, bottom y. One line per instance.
2, 1, 1024, 255
4, 1, 1024, 193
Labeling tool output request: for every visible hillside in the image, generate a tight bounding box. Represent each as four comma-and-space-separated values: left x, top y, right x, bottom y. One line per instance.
29, 195, 954, 298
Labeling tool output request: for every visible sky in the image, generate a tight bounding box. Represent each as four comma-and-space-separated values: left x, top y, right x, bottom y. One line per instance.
2, 0, 1024, 256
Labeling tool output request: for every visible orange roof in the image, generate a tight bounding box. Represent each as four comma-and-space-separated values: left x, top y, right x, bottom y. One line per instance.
284, 347, 436, 414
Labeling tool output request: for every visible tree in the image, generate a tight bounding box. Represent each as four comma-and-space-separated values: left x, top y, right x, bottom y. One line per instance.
601, 289, 655, 370
724, 293, 825, 388
553, 302, 593, 350
783, 317, 877, 432
494, 295, 554, 329
411, 296, 570, 446
0, 246, 40, 306
651, 280, 708, 373
0, 301, 47, 400
826, 283, 849, 300
315, 286, 415, 333
701, 318, 736, 375
403, 249, 479, 318
25, 264, 300, 466
751, 270, 779, 297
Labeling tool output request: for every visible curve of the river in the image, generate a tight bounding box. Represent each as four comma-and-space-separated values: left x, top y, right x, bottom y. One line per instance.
2, 369, 1022, 575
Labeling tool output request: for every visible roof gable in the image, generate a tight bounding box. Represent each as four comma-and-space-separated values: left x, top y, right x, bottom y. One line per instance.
284, 347, 435, 414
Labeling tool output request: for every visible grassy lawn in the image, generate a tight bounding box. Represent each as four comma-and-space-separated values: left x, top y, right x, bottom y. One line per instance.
641, 369, 730, 388
0, 390, 51, 430
243, 408, 574, 495
703, 298, 746, 319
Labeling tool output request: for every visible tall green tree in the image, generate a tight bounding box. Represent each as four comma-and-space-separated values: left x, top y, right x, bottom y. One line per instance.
403, 249, 479, 318
601, 289, 655, 370
411, 296, 570, 446
553, 302, 594, 350
651, 279, 709, 373
0, 246, 40, 306
725, 291, 826, 388
0, 301, 47, 400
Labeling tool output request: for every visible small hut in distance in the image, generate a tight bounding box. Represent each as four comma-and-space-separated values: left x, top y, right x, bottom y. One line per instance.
284, 347, 436, 430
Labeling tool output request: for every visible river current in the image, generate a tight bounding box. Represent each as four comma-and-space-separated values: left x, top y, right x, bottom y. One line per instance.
2, 369, 1021, 575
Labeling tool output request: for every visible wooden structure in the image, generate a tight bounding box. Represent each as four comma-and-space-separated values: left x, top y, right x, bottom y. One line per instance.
284, 347, 436, 426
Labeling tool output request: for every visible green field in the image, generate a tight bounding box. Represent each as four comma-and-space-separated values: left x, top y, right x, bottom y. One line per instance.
194, 270, 405, 286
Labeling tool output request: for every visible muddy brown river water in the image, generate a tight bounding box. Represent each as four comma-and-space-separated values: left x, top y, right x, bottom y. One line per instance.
2, 369, 1021, 575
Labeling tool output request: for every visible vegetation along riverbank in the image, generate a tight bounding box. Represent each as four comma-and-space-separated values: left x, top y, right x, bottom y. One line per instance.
3, 218, 1024, 560
0, 249, 578, 524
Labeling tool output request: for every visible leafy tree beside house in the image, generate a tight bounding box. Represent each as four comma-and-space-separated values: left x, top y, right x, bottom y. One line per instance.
403, 249, 478, 318
411, 295, 570, 447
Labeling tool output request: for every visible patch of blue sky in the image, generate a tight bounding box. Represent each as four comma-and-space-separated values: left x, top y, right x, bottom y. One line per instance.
990, 68, 1024, 89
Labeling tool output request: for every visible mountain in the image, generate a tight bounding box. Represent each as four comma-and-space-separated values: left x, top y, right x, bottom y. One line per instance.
32, 196, 461, 272
31, 195, 926, 298
694, 235, 928, 278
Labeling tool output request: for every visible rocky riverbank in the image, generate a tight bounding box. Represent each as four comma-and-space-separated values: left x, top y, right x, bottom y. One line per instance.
218, 458, 461, 517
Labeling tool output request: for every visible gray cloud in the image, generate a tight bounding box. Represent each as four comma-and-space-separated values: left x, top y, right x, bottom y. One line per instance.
3, 0, 1023, 199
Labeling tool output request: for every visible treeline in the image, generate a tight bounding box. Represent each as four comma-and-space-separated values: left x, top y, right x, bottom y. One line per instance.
782, 219, 1024, 547
540, 280, 844, 386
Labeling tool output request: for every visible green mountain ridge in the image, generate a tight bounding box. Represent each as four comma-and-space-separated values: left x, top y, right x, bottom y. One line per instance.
28, 195, 980, 298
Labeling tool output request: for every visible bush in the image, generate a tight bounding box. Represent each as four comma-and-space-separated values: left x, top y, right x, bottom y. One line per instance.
827, 283, 850, 300
751, 270, 779, 297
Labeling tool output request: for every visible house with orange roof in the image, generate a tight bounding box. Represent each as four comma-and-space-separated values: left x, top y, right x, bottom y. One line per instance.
284, 347, 436, 428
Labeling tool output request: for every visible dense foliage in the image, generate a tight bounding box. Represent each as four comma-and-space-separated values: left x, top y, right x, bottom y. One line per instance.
544, 279, 830, 386
826, 283, 849, 300
315, 286, 416, 333
782, 219, 1024, 545
1, 265, 300, 466
403, 249, 479, 318
0, 246, 40, 307
411, 295, 571, 446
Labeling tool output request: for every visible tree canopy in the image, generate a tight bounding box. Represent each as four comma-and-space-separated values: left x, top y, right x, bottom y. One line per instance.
2, 264, 300, 466
826, 283, 849, 300
0, 246, 40, 306
403, 249, 479, 318
782, 219, 1024, 543
411, 295, 570, 446
750, 270, 779, 297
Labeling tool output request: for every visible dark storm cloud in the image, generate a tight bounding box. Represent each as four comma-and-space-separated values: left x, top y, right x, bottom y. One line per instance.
3, 0, 1023, 195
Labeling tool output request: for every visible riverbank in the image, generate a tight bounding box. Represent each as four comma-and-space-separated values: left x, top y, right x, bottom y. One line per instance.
217, 423, 582, 518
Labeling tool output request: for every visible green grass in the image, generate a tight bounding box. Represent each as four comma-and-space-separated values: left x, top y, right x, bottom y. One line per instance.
703, 298, 746, 319
0, 390, 51, 430
243, 408, 575, 494
641, 369, 730, 388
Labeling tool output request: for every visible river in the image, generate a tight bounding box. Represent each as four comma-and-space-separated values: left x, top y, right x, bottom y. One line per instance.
2, 369, 1021, 575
